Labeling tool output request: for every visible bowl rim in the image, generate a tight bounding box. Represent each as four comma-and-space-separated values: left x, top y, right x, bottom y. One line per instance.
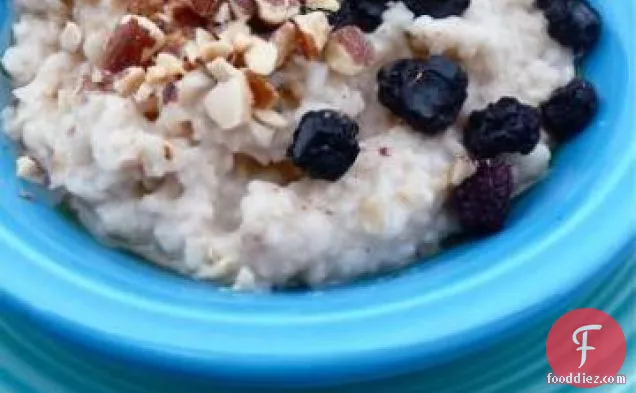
0, 0, 634, 387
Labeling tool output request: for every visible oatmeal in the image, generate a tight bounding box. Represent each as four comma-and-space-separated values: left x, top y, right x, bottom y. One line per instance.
2, 0, 600, 289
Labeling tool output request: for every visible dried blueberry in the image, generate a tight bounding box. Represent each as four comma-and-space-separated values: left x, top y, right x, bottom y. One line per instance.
377, 56, 468, 134
463, 97, 541, 159
540, 78, 599, 141
403, 0, 471, 19
536, 0, 601, 59
288, 110, 360, 181
328, 0, 389, 33
451, 159, 513, 234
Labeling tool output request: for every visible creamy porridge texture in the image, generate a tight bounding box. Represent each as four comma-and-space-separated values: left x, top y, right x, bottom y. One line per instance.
2, 0, 600, 289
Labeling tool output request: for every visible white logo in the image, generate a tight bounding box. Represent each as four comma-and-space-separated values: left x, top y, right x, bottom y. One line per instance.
573, 324, 603, 368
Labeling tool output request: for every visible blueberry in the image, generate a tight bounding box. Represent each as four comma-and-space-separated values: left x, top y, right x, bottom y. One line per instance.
377, 56, 468, 134
328, 0, 389, 33
451, 159, 514, 234
540, 78, 599, 141
403, 0, 471, 18
287, 110, 360, 181
463, 97, 541, 159
536, 0, 601, 59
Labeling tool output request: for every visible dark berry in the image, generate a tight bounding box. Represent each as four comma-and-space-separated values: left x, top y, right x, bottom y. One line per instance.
328, 0, 389, 33
463, 97, 541, 159
287, 110, 360, 181
377, 56, 468, 134
536, 0, 601, 59
540, 78, 599, 141
451, 159, 513, 234
403, 0, 471, 19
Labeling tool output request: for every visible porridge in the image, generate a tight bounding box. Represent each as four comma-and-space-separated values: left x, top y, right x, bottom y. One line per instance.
2, 0, 600, 289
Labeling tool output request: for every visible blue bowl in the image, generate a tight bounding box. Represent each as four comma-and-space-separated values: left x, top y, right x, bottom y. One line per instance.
0, 0, 634, 388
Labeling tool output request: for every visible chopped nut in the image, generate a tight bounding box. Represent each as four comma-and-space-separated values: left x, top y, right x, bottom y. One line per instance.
245, 70, 279, 109
135, 82, 155, 102
325, 26, 374, 76
228, 0, 257, 20
232, 32, 254, 53
183, 40, 200, 62
167, 0, 209, 27
254, 0, 301, 25
146, 65, 170, 84
199, 40, 235, 61
59, 22, 83, 53
205, 57, 242, 81
137, 94, 161, 121
244, 38, 278, 75
163, 30, 189, 55
102, 15, 165, 73
214, 2, 233, 23
191, 0, 222, 17
292, 11, 331, 60
449, 157, 477, 186
155, 52, 187, 76
113, 66, 146, 96
16, 156, 45, 184
304, 0, 340, 12
204, 73, 254, 129
249, 121, 277, 147
271, 21, 296, 68
253, 108, 288, 129
195, 27, 216, 46
127, 0, 165, 15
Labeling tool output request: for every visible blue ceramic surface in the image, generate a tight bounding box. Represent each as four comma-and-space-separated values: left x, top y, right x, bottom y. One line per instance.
0, 0, 634, 388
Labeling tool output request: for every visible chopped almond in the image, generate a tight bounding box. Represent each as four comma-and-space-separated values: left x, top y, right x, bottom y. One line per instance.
228, 0, 257, 20
191, 0, 222, 17
113, 66, 146, 96
205, 57, 242, 81
102, 15, 165, 73
271, 21, 296, 68
325, 26, 375, 76
204, 73, 254, 130
244, 38, 278, 75
245, 70, 279, 109
292, 11, 331, 60
59, 22, 83, 53
254, 0, 301, 25
253, 108, 288, 129
200, 40, 235, 61
304, 0, 340, 12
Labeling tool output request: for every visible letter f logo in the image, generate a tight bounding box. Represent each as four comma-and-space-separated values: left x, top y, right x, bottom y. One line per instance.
572, 324, 603, 368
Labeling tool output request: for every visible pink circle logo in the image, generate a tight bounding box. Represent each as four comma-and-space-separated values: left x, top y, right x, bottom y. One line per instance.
546, 308, 626, 388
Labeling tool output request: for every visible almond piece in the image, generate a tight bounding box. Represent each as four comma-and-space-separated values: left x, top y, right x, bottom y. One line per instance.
113, 66, 146, 96
183, 40, 201, 63
127, 0, 165, 16
146, 65, 169, 84
253, 108, 288, 129
16, 155, 45, 184
245, 70, 279, 109
155, 52, 187, 76
254, 0, 301, 25
271, 21, 296, 68
199, 40, 235, 61
218, 21, 252, 48
102, 15, 165, 73
195, 27, 216, 46
205, 57, 242, 81
228, 0, 257, 20
168, 0, 209, 27
191, 0, 222, 17
292, 11, 331, 60
204, 73, 254, 129
244, 38, 278, 75
325, 26, 374, 76
304, 0, 340, 12
59, 22, 83, 53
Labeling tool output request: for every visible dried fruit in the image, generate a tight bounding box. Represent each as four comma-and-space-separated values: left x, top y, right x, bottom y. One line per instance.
377, 56, 468, 134
464, 97, 541, 159
540, 77, 599, 141
328, 0, 388, 33
288, 110, 360, 181
451, 159, 513, 234
536, 0, 601, 59
403, 0, 470, 19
